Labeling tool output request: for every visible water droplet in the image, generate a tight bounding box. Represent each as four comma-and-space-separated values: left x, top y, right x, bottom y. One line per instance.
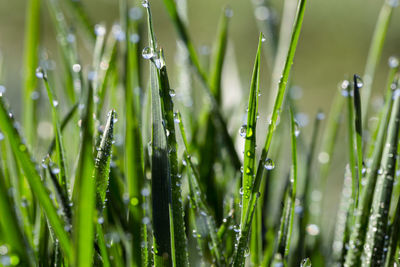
387, 0, 399, 7
254, 6, 269, 21
142, 46, 154, 60
245, 167, 252, 175
240, 166, 244, 173
306, 224, 320, 236
130, 197, 139, 206
0, 132, 4, 141
239, 124, 247, 138
165, 129, 170, 137
142, 0, 149, 8
35, 67, 45, 79
318, 152, 330, 164
129, 7, 143, 20
169, 89, 176, 97
98, 217, 104, 224
388, 56, 399, 68
52, 168, 60, 174
53, 100, 59, 107
95, 24, 106, 36
72, 64, 81, 73
246, 127, 253, 138
130, 33, 140, 44
316, 112, 325, 120
264, 158, 275, 170
173, 112, 180, 123
239, 187, 244, 195
0, 85, 6, 96
246, 150, 252, 157
355, 75, 363, 88
261, 34, 266, 42
294, 121, 300, 137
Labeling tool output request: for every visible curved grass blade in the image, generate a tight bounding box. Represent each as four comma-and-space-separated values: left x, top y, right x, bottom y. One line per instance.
344, 72, 396, 266
232, 0, 307, 265
38, 68, 69, 202
94, 110, 116, 212
361, 88, 400, 266
385, 192, 400, 267
177, 112, 222, 265
72, 83, 96, 267
361, 0, 398, 123
0, 97, 73, 261
23, 0, 41, 147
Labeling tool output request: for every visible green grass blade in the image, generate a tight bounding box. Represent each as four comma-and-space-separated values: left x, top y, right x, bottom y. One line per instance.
385, 192, 400, 267
353, 75, 363, 207
345, 72, 396, 266
158, 53, 189, 266
241, 33, 262, 227
94, 110, 116, 212
0, 96, 73, 261
123, 1, 146, 265
177, 112, 222, 265
301, 258, 312, 267
361, 0, 397, 123
64, 0, 95, 43
37, 68, 69, 202
232, 0, 307, 265
23, 0, 41, 147
72, 84, 96, 267
361, 88, 400, 266
0, 167, 34, 266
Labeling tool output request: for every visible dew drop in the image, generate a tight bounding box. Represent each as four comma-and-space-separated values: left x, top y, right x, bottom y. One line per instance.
53, 100, 59, 107
142, 0, 149, 8
35, 67, 45, 79
246, 127, 253, 138
388, 56, 399, 68
316, 112, 325, 120
97, 217, 104, 224
261, 34, 266, 42
173, 112, 180, 123
239, 187, 244, 195
306, 224, 320, 236
94, 24, 106, 36
239, 124, 247, 138
142, 46, 154, 60
294, 121, 300, 137
72, 64, 81, 73
0, 85, 6, 96
355, 75, 364, 88
264, 158, 275, 170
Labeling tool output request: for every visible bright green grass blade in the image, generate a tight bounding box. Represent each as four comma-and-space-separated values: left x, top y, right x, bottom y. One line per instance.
0, 97, 73, 261
241, 33, 262, 223
72, 84, 96, 267
177, 112, 222, 265
22, 0, 41, 147
239, 33, 262, 265
0, 166, 34, 266
361, 0, 397, 124
353, 75, 363, 204
96, 223, 111, 267
162, 0, 241, 171
94, 110, 115, 212
122, 1, 146, 265
344, 72, 396, 266
158, 53, 189, 267
232, 0, 307, 265
37, 68, 69, 202
361, 87, 400, 266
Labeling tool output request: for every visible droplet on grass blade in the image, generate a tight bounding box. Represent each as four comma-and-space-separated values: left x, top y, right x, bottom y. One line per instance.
264, 158, 275, 170
94, 24, 106, 36
72, 64, 81, 73
169, 89, 176, 97
35, 67, 45, 79
294, 121, 301, 137
142, 47, 154, 60
239, 124, 247, 137
354, 75, 364, 88
142, 0, 149, 8
261, 34, 266, 42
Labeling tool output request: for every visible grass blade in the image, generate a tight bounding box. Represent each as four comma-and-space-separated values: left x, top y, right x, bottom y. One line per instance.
0, 96, 73, 261
353, 75, 363, 203
232, 0, 307, 265
345, 69, 397, 266
94, 110, 116, 212
361, 0, 397, 123
385, 191, 400, 267
361, 86, 400, 266
23, 0, 41, 147
72, 83, 96, 267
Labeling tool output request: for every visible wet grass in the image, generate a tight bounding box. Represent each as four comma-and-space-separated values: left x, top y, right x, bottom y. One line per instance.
0, 0, 399, 266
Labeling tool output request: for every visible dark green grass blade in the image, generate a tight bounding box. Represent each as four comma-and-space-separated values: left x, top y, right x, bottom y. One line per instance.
158, 53, 189, 266
72, 84, 96, 267
232, 0, 307, 265
177, 112, 222, 265
361, 88, 400, 266
0, 97, 73, 261
0, 166, 34, 266
345, 73, 396, 266
23, 0, 41, 147
38, 68, 69, 201
94, 110, 115, 212
122, 1, 146, 265
353, 75, 363, 205
361, 0, 397, 123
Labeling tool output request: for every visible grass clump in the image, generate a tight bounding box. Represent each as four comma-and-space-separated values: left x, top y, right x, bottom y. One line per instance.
0, 0, 399, 266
